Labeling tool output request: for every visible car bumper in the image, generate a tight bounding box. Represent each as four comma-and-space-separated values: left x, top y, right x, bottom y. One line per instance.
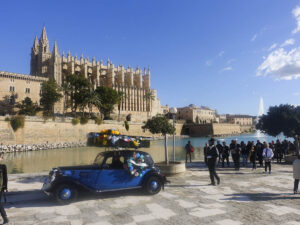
41, 177, 53, 193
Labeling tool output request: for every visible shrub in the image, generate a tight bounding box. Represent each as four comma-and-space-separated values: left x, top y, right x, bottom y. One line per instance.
124, 120, 129, 131
93, 117, 102, 125
4, 117, 10, 122
10, 115, 25, 131
126, 114, 131, 121
72, 118, 80, 125
80, 117, 89, 125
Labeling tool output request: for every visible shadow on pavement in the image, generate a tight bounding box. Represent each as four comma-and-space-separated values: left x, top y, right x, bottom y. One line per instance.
5, 189, 148, 209
15, 175, 45, 184
167, 184, 207, 188
222, 192, 300, 202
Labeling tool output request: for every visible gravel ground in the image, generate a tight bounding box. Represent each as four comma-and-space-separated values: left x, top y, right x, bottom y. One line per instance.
2, 162, 300, 225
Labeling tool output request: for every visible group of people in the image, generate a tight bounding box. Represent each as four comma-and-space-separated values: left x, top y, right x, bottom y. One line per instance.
185, 138, 300, 194
210, 139, 276, 173
185, 139, 296, 172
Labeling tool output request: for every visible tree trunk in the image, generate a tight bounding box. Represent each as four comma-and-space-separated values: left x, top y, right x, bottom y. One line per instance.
164, 134, 169, 164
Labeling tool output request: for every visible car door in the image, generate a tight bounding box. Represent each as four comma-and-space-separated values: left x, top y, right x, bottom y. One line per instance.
78, 169, 99, 190
96, 153, 142, 191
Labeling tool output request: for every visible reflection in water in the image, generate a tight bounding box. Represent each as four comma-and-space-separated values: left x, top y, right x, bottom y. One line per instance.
3, 133, 288, 174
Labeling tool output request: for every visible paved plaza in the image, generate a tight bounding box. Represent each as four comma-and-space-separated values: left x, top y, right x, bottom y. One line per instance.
4, 162, 300, 225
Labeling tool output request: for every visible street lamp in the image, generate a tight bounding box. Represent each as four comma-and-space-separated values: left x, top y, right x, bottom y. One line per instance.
170, 107, 177, 162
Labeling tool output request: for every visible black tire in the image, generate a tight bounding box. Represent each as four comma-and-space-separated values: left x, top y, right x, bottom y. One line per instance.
54, 184, 78, 204
144, 176, 162, 195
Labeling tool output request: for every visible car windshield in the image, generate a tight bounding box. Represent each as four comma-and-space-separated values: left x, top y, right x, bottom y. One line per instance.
93, 154, 105, 165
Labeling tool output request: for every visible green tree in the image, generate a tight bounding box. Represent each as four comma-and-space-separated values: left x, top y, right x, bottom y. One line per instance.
144, 90, 155, 116
82, 89, 101, 117
143, 116, 175, 164
64, 73, 91, 115
94, 86, 122, 120
17, 97, 39, 116
40, 78, 63, 116
256, 104, 300, 155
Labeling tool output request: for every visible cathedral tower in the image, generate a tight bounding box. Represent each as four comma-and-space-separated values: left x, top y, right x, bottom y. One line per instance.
30, 26, 51, 77
50, 40, 62, 86
30, 36, 39, 75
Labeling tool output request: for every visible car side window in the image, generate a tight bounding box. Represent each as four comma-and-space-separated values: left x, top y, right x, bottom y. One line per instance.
103, 155, 124, 169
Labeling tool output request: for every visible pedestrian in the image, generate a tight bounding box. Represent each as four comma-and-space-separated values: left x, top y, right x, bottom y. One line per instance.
0, 153, 8, 224
241, 141, 248, 166
216, 141, 223, 166
293, 155, 300, 194
185, 140, 193, 163
262, 143, 274, 174
275, 140, 283, 163
249, 144, 257, 170
256, 140, 264, 167
222, 141, 230, 167
229, 140, 236, 168
206, 138, 220, 185
204, 143, 209, 166
230, 140, 240, 171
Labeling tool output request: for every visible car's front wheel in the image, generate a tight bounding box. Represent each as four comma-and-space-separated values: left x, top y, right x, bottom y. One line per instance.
54, 184, 78, 204
144, 176, 162, 195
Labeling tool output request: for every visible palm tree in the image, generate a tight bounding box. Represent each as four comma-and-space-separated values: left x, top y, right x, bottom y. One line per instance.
117, 91, 124, 121
83, 89, 102, 117
61, 82, 72, 116
143, 90, 155, 117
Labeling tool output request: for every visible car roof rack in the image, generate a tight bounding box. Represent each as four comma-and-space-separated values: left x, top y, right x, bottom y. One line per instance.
87, 131, 151, 149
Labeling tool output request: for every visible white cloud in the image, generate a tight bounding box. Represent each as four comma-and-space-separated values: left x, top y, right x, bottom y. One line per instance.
220, 66, 232, 72
292, 6, 300, 34
218, 51, 225, 57
257, 47, 300, 80
268, 43, 277, 51
281, 38, 295, 47
205, 60, 212, 66
227, 58, 235, 64
251, 34, 257, 42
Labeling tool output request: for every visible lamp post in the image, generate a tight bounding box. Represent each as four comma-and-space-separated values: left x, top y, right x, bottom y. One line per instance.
170, 107, 177, 162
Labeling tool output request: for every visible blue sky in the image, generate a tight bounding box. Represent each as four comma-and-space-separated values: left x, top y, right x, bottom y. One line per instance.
1, 0, 300, 116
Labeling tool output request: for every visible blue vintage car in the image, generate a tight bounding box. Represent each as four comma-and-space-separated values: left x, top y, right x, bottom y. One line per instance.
42, 150, 167, 204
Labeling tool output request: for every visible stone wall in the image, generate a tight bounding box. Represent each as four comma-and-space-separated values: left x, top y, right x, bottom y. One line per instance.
0, 116, 183, 145
183, 123, 241, 137
212, 123, 241, 136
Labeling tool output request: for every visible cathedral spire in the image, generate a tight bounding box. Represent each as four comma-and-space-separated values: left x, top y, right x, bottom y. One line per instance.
39, 26, 49, 53
40, 26, 48, 42
32, 35, 39, 53
52, 40, 59, 56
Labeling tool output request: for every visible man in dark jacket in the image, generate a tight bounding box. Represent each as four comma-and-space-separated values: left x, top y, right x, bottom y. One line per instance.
206, 138, 220, 185
256, 140, 264, 167
185, 141, 193, 163
0, 153, 8, 224
222, 142, 230, 167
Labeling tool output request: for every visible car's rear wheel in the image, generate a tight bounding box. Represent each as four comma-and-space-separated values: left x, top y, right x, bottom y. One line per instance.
144, 176, 162, 195
55, 184, 78, 204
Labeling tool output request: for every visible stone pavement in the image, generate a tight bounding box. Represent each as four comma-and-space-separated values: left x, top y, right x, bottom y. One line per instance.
3, 162, 300, 225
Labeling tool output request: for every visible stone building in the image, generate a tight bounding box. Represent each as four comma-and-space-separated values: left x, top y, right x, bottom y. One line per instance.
227, 114, 253, 126
0, 27, 163, 120
177, 104, 216, 124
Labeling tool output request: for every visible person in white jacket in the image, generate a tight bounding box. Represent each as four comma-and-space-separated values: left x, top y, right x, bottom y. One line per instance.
293, 155, 300, 194
262, 144, 274, 174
